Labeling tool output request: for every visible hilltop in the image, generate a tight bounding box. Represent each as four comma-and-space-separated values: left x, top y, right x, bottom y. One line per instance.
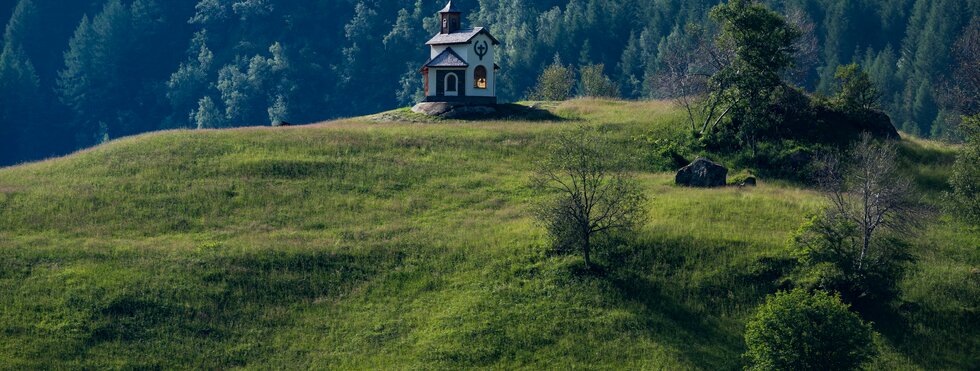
0, 100, 976, 369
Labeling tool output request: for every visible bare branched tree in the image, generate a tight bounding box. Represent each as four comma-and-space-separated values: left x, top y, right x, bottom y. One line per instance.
653, 25, 735, 137
783, 8, 819, 87
531, 128, 647, 268
949, 18, 980, 117
816, 133, 921, 270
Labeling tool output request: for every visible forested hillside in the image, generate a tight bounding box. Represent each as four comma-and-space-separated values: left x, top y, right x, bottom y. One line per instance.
0, 0, 977, 165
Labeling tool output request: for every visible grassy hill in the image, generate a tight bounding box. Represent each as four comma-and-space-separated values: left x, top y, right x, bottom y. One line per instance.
0, 100, 976, 369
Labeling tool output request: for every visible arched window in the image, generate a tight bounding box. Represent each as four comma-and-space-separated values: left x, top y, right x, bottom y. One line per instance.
445, 73, 458, 96
474, 66, 487, 89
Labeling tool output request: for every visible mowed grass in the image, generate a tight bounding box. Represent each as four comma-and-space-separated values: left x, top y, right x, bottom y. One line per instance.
0, 99, 976, 369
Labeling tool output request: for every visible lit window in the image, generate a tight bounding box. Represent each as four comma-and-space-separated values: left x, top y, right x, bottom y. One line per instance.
474, 66, 487, 89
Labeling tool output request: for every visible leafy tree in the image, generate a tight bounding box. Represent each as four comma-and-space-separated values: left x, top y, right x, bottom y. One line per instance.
194, 96, 223, 129
744, 289, 876, 370
0, 44, 39, 162
814, 0, 855, 95
577, 63, 618, 98
531, 127, 647, 268
216, 64, 252, 124
268, 94, 288, 126
167, 31, 214, 127
705, 0, 801, 153
57, 12, 110, 146
189, 0, 229, 25
529, 56, 575, 101
946, 114, 980, 224
833, 63, 880, 112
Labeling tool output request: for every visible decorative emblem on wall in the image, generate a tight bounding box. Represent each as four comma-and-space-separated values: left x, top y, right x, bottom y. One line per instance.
474, 40, 488, 61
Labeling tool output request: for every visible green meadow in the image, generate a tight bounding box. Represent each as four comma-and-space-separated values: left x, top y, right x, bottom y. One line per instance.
0, 100, 976, 369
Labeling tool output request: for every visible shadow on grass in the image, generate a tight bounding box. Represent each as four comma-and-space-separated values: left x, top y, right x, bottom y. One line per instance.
896, 139, 958, 194
609, 271, 744, 369
4, 245, 403, 368
441, 103, 568, 122
370, 103, 568, 123
594, 234, 798, 369
865, 299, 978, 370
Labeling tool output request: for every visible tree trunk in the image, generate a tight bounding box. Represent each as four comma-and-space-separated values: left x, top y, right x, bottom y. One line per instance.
583, 233, 591, 268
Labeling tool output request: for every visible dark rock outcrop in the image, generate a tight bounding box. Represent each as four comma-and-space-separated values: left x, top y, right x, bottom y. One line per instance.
675, 158, 728, 187
411, 102, 496, 118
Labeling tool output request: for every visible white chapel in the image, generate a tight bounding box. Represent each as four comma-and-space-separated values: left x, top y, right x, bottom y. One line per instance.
420, 1, 500, 105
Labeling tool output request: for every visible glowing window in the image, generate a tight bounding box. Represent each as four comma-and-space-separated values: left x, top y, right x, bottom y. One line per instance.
474, 66, 487, 89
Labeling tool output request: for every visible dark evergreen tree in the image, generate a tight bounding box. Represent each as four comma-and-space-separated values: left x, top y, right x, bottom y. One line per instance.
0, 0, 977, 165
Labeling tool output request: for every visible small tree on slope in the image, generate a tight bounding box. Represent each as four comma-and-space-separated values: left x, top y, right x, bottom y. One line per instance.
793, 133, 920, 307
531, 128, 647, 268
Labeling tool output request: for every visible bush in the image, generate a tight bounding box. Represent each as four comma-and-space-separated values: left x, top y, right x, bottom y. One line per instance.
635, 135, 689, 171
528, 56, 575, 101
744, 289, 876, 370
946, 114, 980, 225
790, 214, 913, 309
578, 64, 619, 98
731, 140, 821, 181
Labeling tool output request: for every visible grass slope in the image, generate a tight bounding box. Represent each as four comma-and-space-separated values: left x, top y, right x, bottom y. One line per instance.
0, 100, 976, 369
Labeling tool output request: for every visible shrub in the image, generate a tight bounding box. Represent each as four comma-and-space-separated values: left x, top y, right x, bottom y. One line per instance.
635, 135, 689, 171
790, 213, 913, 308
945, 114, 980, 225
744, 289, 876, 370
578, 63, 619, 98
528, 56, 575, 101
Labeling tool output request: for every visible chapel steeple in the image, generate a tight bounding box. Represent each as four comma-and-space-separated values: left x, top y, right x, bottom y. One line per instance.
439, 1, 462, 34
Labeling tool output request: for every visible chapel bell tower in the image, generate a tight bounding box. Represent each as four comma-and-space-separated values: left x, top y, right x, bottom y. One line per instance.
440, 1, 461, 34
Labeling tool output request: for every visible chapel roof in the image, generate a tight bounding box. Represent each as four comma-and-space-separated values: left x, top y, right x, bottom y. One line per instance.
426, 27, 501, 46
424, 47, 469, 68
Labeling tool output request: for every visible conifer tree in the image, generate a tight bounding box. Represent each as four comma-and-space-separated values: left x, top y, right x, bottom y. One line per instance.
0, 0, 41, 162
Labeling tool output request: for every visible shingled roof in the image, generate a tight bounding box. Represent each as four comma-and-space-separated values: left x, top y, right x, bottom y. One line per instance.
424, 47, 468, 68
426, 27, 501, 46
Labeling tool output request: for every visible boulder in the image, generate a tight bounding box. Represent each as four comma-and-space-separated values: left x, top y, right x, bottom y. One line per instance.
443, 105, 496, 118
411, 102, 497, 118
411, 102, 455, 116
675, 157, 728, 187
